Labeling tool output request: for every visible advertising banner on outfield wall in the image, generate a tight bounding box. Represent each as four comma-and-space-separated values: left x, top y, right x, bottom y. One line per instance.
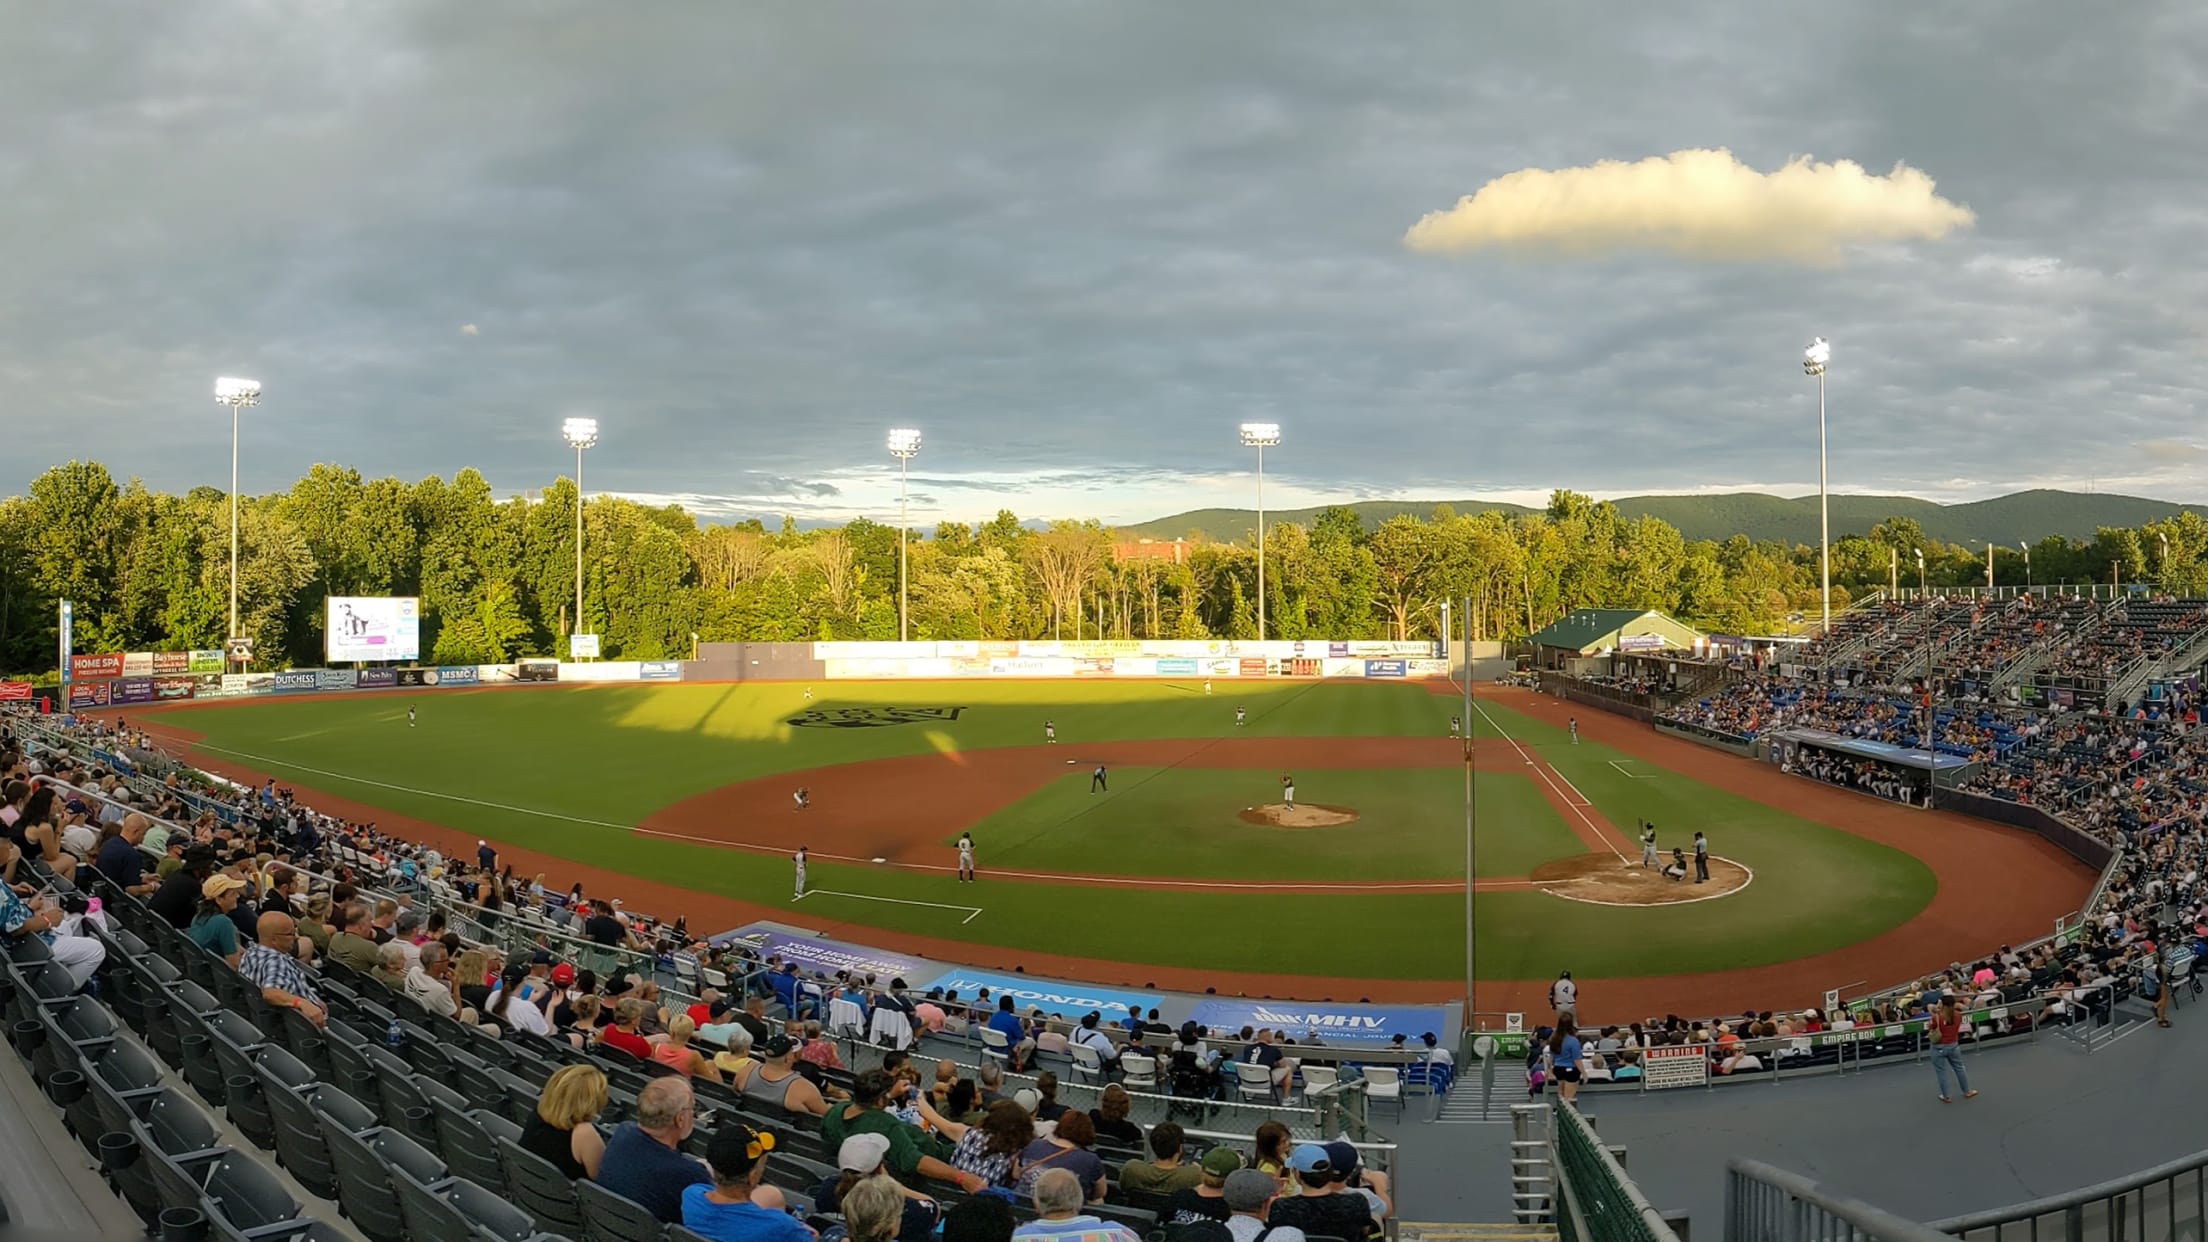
1364, 659, 1407, 678
558, 661, 643, 683
69, 653, 125, 682
431, 666, 479, 686
1184, 999, 1451, 1047
316, 669, 358, 690
358, 668, 398, 688
153, 676, 195, 701
516, 660, 559, 683
921, 968, 1142, 1022
396, 669, 427, 687
68, 682, 110, 707
153, 651, 190, 675
475, 664, 520, 683
639, 661, 682, 680
1155, 658, 1198, 676
728, 926, 931, 981
193, 674, 224, 696
223, 673, 275, 696
187, 650, 224, 674
121, 652, 154, 677
113, 678, 156, 704
0, 682, 35, 701
272, 671, 319, 692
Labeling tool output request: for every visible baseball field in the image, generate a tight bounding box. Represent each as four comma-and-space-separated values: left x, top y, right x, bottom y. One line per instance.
132, 679, 2095, 1014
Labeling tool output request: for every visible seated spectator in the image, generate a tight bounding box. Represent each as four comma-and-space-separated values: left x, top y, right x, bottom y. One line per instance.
1088, 1084, 1143, 1150
405, 942, 468, 1021
374, 941, 410, 990
600, 997, 654, 1060
1012, 1168, 1139, 1242
596, 1077, 708, 1223
94, 813, 155, 895
680, 1119, 807, 1242
822, 1068, 985, 1194
523, 1064, 609, 1179
743, 1033, 828, 1117
950, 1100, 1032, 1190
148, 845, 218, 929
987, 995, 1037, 1069
561, 994, 604, 1049
0, 873, 105, 989
187, 873, 249, 966
1028, 1072, 1070, 1124
478, 960, 549, 1035
842, 1176, 911, 1242
297, 893, 335, 956
325, 901, 382, 974
650, 1014, 724, 1081
1119, 1121, 1202, 1196
812, 1134, 942, 1241
711, 1025, 759, 1081
943, 1197, 1016, 1242
1013, 1109, 1107, 1203
1070, 1011, 1121, 1071
1250, 1121, 1294, 1183
1162, 1147, 1245, 1228
1221, 1167, 1308, 1242
241, 911, 325, 1027
1267, 1144, 1380, 1242
797, 1019, 844, 1072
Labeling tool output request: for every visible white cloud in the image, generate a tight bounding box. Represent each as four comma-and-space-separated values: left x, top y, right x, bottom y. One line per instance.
459, 323, 479, 336
1404, 148, 1975, 264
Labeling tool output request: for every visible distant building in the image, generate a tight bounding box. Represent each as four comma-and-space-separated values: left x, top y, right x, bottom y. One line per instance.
1112, 538, 1191, 565
1527, 608, 1703, 669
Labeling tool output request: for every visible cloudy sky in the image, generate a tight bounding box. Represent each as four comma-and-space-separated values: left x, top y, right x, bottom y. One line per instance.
6, 2, 2206, 526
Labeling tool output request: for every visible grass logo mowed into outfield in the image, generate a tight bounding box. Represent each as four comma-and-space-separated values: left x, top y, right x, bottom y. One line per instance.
787, 706, 967, 729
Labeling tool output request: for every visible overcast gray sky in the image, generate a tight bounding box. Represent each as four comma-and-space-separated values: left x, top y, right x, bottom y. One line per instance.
6, 2, 2205, 525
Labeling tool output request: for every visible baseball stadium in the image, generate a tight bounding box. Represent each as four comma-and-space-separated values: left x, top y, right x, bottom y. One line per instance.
10, 6, 2208, 1241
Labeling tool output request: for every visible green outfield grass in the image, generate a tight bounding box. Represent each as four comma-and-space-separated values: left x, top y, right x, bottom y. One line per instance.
973, 767, 1580, 880
145, 680, 1938, 981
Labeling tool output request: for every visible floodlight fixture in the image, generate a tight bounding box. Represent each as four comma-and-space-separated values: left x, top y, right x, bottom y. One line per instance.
1238, 422, 1282, 448
887, 428, 922, 458
1802, 338, 1830, 376
562, 417, 600, 450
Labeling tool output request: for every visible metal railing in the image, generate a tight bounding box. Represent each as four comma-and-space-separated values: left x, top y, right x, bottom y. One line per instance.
1930, 1144, 2208, 1242
1727, 1157, 1951, 1242
1550, 1104, 1679, 1242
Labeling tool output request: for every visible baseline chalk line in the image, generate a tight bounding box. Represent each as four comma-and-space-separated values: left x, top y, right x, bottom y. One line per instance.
798, 889, 984, 924
1608, 759, 1656, 780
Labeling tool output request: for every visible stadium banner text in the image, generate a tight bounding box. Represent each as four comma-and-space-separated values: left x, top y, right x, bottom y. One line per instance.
728, 926, 931, 981
1183, 999, 1452, 1047
921, 967, 1142, 1022
0, 682, 34, 700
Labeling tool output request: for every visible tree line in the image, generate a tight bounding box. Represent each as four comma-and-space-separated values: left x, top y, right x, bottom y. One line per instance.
2, 460, 2204, 674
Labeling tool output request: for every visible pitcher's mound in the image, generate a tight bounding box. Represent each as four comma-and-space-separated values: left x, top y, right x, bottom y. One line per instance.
1239, 803, 1359, 829
1529, 853, 1750, 906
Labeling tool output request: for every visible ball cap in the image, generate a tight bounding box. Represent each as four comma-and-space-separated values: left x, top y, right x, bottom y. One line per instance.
1224, 1168, 1278, 1211
838, 1133, 891, 1174
549, 964, 576, 985
200, 874, 248, 901
1287, 1143, 1332, 1174
1201, 1146, 1245, 1178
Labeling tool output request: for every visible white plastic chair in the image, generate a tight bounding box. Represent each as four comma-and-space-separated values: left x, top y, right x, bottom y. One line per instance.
828, 998, 867, 1040
981, 1026, 1012, 1068
1297, 1064, 1338, 1103
870, 1007, 915, 1050
1119, 1053, 1157, 1092
1362, 1065, 1402, 1120
1233, 1061, 1276, 1104
1069, 1043, 1105, 1086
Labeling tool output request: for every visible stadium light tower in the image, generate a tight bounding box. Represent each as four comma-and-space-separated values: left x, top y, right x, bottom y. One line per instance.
1803, 338, 1832, 638
888, 428, 922, 642
1238, 422, 1282, 640
562, 418, 599, 647
215, 378, 261, 672
2020, 541, 2031, 589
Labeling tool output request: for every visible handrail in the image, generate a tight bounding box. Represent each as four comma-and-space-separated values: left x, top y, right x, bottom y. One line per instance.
1928, 1143, 2208, 1236
1552, 1102, 1680, 1242
1728, 1157, 1951, 1242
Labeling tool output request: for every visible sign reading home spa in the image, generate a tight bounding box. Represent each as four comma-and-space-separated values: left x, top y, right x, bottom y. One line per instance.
787, 706, 967, 729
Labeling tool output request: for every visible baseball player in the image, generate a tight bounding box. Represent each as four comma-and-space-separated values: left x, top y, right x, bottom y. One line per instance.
1091, 764, 1108, 794
803, 687, 814, 701
792, 846, 808, 899
792, 786, 809, 812
1044, 720, 1056, 744
1234, 706, 1246, 727
407, 704, 416, 728
1281, 773, 1295, 808
1569, 717, 1579, 745
1639, 820, 1658, 868
1694, 831, 1710, 883
956, 832, 975, 882
1203, 679, 1213, 695
1449, 715, 1462, 738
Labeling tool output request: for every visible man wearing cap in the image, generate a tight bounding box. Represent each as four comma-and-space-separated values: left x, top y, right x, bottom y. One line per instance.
1119, 1122, 1204, 1195
1163, 1147, 1247, 1228
742, 1033, 831, 1118
1266, 1143, 1383, 1242
1013, 1168, 1140, 1242
679, 1118, 807, 1242
822, 1069, 986, 1194
149, 844, 219, 928
1221, 1167, 1307, 1242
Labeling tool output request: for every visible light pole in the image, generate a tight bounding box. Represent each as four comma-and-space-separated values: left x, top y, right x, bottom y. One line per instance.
1238, 422, 1282, 641
1803, 338, 1832, 637
215, 378, 261, 672
1914, 546, 1927, 595
2020, 542, 2031, 590
2158, 532, 2171, 587
1916, 545, 1935, 810
562, 418, 599, 650
888, 428, 922, 642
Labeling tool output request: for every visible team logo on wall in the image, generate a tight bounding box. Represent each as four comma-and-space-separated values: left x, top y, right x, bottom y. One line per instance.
787, 706, 967, 729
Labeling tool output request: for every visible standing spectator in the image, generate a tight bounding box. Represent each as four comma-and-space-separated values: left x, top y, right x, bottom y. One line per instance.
1928, 995, 1978, 1103
1549, 1019, 1583, 1106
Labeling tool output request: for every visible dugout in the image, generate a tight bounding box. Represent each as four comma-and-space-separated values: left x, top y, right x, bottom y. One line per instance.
1765, 727, 1979, 804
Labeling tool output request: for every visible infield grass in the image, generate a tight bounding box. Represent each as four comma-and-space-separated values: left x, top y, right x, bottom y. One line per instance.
143, 680, 1938, 981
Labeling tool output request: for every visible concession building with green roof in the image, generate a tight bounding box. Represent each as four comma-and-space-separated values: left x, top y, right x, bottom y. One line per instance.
1527, 608, 1704, 669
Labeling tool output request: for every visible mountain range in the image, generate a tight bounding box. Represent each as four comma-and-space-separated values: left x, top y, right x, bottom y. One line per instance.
1117, 489, 2208, 548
